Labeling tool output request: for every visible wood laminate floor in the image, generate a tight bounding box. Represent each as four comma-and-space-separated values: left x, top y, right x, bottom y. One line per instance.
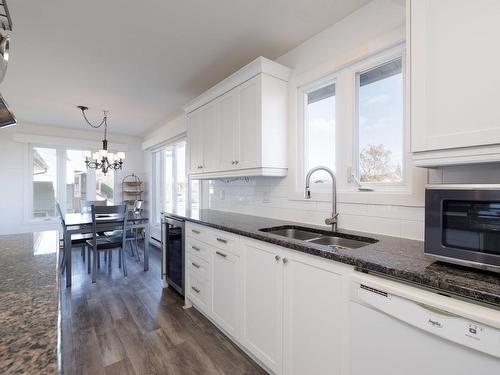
60, 244, 266, 375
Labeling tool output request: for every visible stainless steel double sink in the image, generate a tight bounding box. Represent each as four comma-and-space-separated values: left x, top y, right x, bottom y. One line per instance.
259, 225, 377, 250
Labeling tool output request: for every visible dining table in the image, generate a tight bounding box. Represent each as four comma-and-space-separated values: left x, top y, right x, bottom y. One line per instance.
63, 212, 150, 287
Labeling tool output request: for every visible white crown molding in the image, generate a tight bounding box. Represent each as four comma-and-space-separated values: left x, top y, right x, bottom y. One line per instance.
182, 56, 291, 113
13, 133, 129, 151
413, 144, 500, 167
188, 167, 287, 180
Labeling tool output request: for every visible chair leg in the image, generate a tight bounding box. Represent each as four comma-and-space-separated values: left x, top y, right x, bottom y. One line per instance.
81, 245, 85, 262
108, 251, 112, 271
87, 246, 91, 274
118, 247, 122, 269
97, 252, 100, 269
122, 247, 127, 277
135, 238, 141, 262
104, 251, 107, 262
60, 249, 66, 274
128, 240, 134, 257
92, 248, 97, 283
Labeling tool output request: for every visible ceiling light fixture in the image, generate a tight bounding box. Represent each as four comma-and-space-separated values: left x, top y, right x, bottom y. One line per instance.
77, 105, 125, 175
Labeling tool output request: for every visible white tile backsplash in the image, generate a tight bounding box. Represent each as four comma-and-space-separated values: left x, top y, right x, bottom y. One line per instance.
208, 177, 424, 240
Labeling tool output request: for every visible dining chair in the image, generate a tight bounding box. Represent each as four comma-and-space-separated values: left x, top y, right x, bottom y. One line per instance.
86, 204, 128, 283
56, 202, 93, 273
81, 199, 107, 213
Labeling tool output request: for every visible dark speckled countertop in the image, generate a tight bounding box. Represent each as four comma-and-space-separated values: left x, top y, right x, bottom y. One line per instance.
0, 233, 58, 374
165, 209, 500, 308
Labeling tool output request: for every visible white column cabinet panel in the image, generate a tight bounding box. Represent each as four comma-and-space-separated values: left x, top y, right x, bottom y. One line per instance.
187, 110, 204, 173
241, 241, 283, 374
211, 248, 241, 340
218, 89, 239, 170
410, 0, 500, 166
201, 103, 219, 172
237, 76, 261, 170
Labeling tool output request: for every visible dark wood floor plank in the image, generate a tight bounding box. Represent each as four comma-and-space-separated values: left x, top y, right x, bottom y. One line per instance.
73, 326, 106, 375
136, 289, 191, 346
95, 328, 127, 367
104, 357, 136, 375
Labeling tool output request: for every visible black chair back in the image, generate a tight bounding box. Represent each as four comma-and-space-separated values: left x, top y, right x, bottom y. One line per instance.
55, 202, 65, 226
90, 205, 127, 249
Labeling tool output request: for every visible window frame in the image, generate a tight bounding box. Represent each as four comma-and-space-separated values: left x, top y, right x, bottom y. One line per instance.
297, 73, 338, 194
353, 51, 407, 189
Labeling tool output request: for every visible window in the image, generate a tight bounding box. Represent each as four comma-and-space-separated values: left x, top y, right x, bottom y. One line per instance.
303, 81, 336, 184
151, 138, 199, 226
33, 147, 57, 218
66, 150, 90, 213
356, 57, 404, 183
30, 145, 120, 221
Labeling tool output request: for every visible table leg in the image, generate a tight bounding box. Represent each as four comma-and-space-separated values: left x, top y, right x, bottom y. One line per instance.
144, 224, 149, 271
65, 230, 72, 288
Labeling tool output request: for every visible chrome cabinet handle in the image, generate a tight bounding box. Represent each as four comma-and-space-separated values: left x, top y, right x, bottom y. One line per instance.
191, 286, 200, 293
192, 246, 200, 251
191, 229, 200, 234
282, 257, 288, 264
234, 160, 239, 165
275, 255, 281, 262
192, 262, 200, 269
216, 251, 227, 258
231, 160, 235, 165
197, 165, 203, 169
216, 237, 227, 244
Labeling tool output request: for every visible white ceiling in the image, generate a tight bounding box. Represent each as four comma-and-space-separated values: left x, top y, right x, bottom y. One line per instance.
2, 0, 371, 136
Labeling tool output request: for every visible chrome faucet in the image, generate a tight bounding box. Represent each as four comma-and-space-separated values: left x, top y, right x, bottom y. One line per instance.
305, 166, 338, 232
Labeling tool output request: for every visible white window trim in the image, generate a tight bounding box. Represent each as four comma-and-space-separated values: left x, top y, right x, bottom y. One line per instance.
290, 43, 426, 207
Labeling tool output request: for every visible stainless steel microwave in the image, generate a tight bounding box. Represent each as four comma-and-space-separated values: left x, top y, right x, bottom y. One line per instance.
425, 185, 500, 273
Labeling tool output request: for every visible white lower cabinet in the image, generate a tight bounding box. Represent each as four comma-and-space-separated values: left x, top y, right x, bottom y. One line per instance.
185, 223, 352, 375
282, 250, 347, 375
211, 247, 241, 340
241, 241, 283, 374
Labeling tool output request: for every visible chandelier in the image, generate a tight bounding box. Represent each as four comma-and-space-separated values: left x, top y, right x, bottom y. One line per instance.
77, 105, 125, 174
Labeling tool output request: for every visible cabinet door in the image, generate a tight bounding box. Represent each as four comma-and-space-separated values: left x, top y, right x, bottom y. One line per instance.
242, 241, 282, 374
237, 76, 261, 169
211, 248, 241, 340
201, 103, 219, 171
187, 110, 204, 172
218, 89, 239, 170
282, 251, 345, 375
411, 0, 500, 152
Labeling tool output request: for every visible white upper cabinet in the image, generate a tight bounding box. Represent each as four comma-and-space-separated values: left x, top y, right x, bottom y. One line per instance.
410, 0, 500, 166
184, 57, 290, 178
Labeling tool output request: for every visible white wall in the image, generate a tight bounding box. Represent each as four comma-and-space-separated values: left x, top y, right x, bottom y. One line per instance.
0, 123, 145, 235
207, 0, 426, 240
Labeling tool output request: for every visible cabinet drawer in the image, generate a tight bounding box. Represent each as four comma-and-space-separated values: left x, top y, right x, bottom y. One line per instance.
186, 223, 208, 242
186, 237, 211, 263
187, 271, 210, 313
208, 230, 240, 255
187, 253, 210, 281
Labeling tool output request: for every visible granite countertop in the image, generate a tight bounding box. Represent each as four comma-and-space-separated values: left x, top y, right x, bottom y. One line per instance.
164, 209, 500, 308
0, 232, 58, 374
